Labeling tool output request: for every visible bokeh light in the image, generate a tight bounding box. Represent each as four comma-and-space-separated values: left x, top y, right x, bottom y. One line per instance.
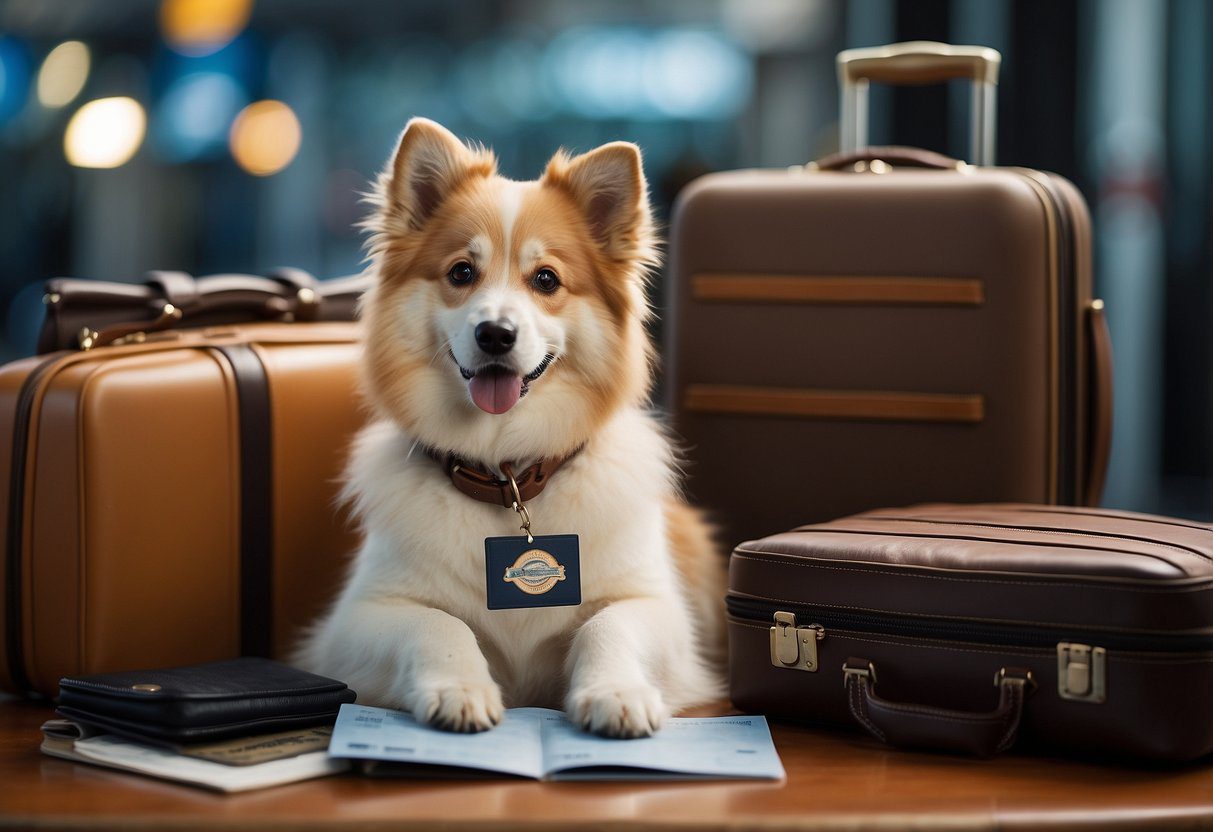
37, 41, 91, 108
156, 71, 246, 160
160, 0, 254, 57
646, 31, 752, 118
546, 28, 647, 118
0, 36, 32, 124
455, 37, 551, 124
64, 97, 147, 169
545, 26, 752, 119
229, 99, 300, 176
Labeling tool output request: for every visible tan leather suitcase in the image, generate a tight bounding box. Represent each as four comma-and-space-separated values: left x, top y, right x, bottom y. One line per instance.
666, 43, 1112, 547
728, 503, 1213, 761
1, 271, 370, 696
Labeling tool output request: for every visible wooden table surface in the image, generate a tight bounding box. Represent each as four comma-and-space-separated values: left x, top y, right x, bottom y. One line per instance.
1, 699, 1211, 831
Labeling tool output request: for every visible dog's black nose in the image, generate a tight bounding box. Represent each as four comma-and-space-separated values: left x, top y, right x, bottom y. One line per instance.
475, 320, 516, 355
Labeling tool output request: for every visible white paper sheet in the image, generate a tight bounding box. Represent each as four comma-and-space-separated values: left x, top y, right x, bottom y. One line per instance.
42, 733, 346, 793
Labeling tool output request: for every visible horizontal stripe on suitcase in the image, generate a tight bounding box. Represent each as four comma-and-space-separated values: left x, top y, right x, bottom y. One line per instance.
691, 274, 984, 305
683, 384, 984, 423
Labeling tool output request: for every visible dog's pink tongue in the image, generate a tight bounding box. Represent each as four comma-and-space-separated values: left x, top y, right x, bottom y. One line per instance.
469, 370, 522, 414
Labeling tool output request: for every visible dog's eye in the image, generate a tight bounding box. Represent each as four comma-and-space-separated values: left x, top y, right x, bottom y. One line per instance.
448, 261, 476, 286
532, 269, 561, 294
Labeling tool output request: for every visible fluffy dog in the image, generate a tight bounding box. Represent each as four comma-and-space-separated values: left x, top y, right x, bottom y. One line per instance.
296, 118, 725, 737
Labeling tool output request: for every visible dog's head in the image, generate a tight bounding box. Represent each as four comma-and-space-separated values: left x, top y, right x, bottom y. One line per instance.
360, 118, 659, 462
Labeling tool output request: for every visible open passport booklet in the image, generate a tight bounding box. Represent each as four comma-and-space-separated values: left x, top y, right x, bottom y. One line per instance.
330, 704, 785, 781
41, 704, 783, 791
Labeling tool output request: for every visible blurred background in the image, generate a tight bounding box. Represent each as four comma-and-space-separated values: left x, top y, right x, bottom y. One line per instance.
0, 0, 1209, 518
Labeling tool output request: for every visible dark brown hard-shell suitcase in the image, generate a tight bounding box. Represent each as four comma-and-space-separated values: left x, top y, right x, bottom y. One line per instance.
728, 503, 1213, 761
666, 43, 1112, 547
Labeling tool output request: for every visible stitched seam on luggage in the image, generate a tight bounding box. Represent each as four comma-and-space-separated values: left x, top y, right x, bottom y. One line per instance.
867, 697, 998, 720
76, 362, 104, 679
730, 618, 1052, 656
861, 516, 1213, 563
753, 529, 1193, 576
997, 688, 1023, 753
726, 589, 1176, 633
728, 619, 1213, 661
1015, 170, 1063, 503
730, 552, 1211, 591
836, 634, 1050, 659
848, 680, 885, 743
776, 531, 1183, 562
207, 348, 243, 655
1006, 506, 1213, 534
5, 353, 70, 696
869, 703, 998, 724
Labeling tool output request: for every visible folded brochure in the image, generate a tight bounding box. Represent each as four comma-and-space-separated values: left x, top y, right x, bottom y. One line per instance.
41, 719, 347, 792
329, 704, 785, 781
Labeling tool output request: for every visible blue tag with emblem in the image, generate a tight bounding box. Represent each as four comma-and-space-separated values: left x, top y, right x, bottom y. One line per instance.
485, 534, 581, 610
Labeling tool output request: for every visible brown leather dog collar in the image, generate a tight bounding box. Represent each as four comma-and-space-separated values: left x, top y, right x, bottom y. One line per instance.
423, 446, 581, 508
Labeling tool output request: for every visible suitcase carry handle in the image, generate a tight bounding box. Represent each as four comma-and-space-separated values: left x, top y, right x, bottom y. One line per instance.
842, 657, 1035, 757
837, 41, 1001, 166
812, 146, 965, 172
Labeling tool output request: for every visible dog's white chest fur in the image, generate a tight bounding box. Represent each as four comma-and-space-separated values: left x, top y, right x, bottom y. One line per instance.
298, 407, 711, 716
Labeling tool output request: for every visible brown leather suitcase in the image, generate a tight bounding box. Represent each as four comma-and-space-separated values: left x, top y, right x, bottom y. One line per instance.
728, 503, 1213, 761
666, 42, 1113, 547
1, 271, 370, 696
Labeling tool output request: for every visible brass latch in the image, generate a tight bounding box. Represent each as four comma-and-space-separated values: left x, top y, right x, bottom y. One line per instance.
770, 611, 825, 672
1057, 642, 1106, 703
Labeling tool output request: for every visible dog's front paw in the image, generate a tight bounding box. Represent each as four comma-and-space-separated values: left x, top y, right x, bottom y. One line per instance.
413, 679, 505, 733
567, 683, 669, 738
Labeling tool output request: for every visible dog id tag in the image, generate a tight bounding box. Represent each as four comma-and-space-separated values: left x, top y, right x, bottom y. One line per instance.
485, 534, 581, 610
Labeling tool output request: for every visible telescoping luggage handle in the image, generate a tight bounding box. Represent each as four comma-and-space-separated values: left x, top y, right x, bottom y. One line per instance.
837, 41, 1002, 166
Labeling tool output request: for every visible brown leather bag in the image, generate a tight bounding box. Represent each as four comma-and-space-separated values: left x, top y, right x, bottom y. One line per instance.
666, 42, 1112, 548
728, 503, 1213, 761
38, 268, 372, 353
1, 271, 368, 696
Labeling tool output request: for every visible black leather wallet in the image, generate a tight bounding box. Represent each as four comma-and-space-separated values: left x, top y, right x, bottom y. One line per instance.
56, 657, 357, 745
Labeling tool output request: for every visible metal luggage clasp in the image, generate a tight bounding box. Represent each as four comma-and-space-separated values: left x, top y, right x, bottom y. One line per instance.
1057, 642, 1106, 703
770, 611, 825, 672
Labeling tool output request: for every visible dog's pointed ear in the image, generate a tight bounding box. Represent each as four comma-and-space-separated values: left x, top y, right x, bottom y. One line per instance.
543, 142, 655, 263
382, 118, 494, 230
